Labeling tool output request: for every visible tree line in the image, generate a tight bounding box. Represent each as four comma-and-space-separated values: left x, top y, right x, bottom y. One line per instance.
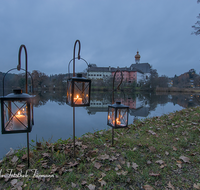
0, 68, 199, 95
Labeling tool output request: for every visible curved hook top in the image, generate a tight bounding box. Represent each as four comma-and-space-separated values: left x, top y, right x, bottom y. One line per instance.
17, 44, 28, 71
113, 69, 123, 90
17, 44, 28, 93
112, 69, 123, 103
73, 40, 81, 76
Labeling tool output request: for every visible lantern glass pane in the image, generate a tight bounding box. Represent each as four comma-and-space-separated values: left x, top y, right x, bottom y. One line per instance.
74, 81, 90, 105
3, 100, 28, 131
67, 80, 72, 105
116, 108, 128, 127
108, 107, 115, 127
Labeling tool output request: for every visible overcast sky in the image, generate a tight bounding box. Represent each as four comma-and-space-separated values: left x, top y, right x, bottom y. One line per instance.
0, 0, 200, 78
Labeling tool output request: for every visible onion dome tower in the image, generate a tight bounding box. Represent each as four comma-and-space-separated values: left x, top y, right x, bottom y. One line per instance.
135, 51, 140, 64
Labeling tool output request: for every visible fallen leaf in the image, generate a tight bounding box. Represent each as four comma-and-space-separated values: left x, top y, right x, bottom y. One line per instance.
148, 130, 157, 135
190, 152, 197, 156
94, 162, 102, 169
176, 164, 182, 168
99, 131, 104, 135
98, 154, 109, 160
82, 145, 88, 149
50, 164, 59, 173
121, 170, 128, 176
143, 184, 154, 190
116, 170, 128, 176
36, 142, 42, 150
75, 141, 82, 146
87, 184, 96, 190
46, 141, 52, 148
58, 167, 65, 175
193, 183, 200, 189
101, 172, 106, 178
132, 147, 137, 151
147, 160, 152, 165
11, 156, 19, 163
167, 181, 175, 190
173, 146, 177, 151
14, 181, 23, 189
71, 182, 76, 188
42, 153, 50, 157
11, 179, 18, 186
109, 156, 117, 161
98, 179, 107, 187
132, 162, 138, 170
149, 146, 156, 152
104, 167, 111, 171
155, 160, 165, 165
160, 164, 166, 169
165, 151, 169, 156
17, 164, 25, 168
149, 172, 160, 177
6, 148, 15, 157
81, 181, 87, 186
127, 162, 131, 168
68, 161, 79, 167
179, 156, 190, 163
21, 152, 33, 160
87, 150, 97, 157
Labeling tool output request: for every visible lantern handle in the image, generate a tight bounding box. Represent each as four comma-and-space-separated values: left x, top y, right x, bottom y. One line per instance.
112, 70, 123, 104
68, 57, 89, 79
17, 45, 28, 93
2, 68, 34, 96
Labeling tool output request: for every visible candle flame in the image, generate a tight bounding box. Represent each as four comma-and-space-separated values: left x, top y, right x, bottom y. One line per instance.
77, 95, 79, 99
18, 111, 20, 115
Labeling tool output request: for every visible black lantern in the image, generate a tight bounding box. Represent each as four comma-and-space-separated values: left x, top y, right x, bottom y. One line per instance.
107, 101, 129, 129
1, 89, 34, 134
66, 73, 91, 107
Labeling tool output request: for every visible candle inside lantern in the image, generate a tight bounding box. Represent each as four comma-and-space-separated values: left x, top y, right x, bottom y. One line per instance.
13, 111, 27, 130
116, 118, 121, 125
74, 95, 82, 104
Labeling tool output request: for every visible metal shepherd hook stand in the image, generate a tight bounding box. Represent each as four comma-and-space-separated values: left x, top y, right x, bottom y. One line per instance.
112, 70, 123, 146
1, 45, 34, 168
67, 40, 91, 157
18, 45, 30, 167
73, 40, 80, 157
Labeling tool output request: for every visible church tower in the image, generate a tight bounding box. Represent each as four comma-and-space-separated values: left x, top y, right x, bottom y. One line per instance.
135, 51, 140, 64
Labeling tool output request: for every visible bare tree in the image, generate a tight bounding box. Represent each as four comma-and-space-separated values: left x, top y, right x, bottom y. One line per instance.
192, 1, 200, 35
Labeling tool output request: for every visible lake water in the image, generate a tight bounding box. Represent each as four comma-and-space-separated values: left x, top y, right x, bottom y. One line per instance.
1, 90, 200, 159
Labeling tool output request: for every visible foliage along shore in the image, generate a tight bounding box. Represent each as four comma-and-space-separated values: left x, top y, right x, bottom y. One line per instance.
0, 107, 200, 190
156, 87, 200, 93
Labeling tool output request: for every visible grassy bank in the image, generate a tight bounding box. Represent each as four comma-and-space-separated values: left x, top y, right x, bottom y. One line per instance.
0, 107, 200, 189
